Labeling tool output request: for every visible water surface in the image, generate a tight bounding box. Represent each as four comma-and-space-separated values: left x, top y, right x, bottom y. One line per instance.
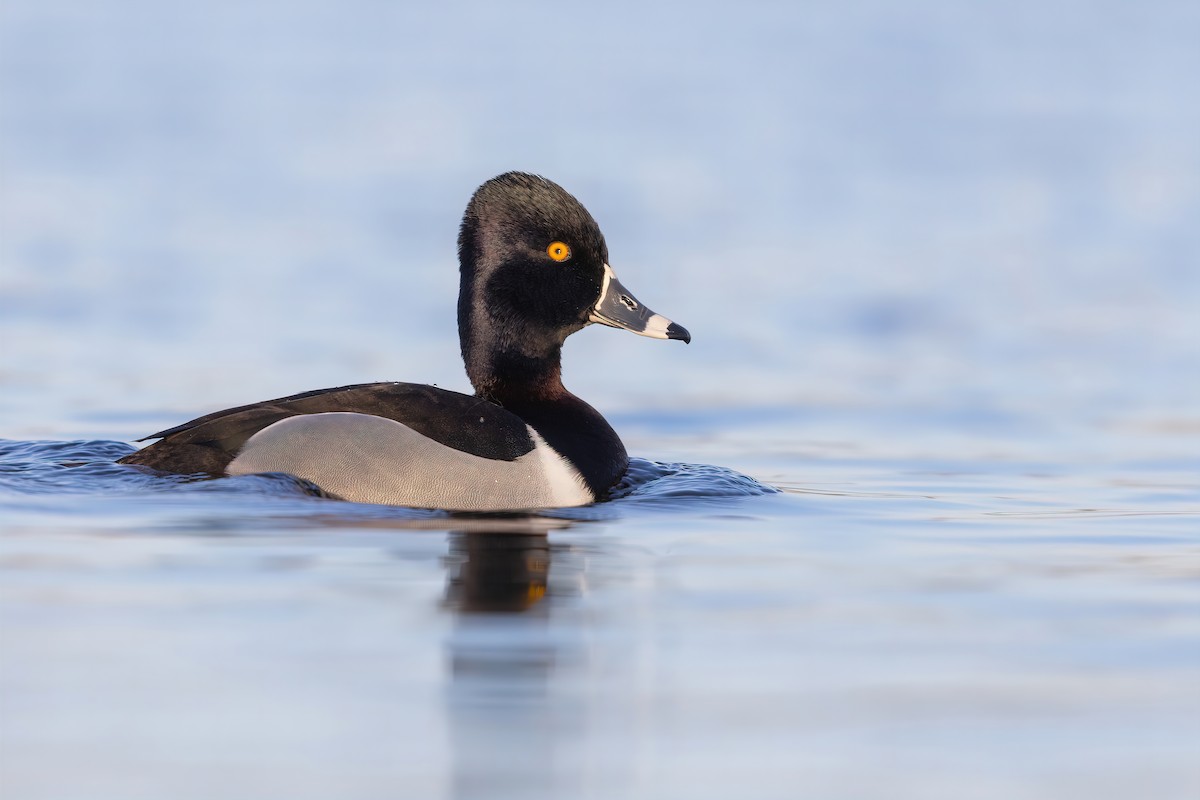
2, 1, 1199, 798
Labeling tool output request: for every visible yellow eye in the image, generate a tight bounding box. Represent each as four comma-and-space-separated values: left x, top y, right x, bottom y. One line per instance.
547, 241, 571, 262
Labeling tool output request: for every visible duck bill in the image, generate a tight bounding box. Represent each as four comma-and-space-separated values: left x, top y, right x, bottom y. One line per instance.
588, 264, 691, 343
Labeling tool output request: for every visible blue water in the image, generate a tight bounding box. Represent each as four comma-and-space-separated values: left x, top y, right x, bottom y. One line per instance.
2, 1, 1199, 798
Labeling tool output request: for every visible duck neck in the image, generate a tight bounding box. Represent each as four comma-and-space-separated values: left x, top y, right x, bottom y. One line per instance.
463, 334, 567, 406
460, 329, 629, 497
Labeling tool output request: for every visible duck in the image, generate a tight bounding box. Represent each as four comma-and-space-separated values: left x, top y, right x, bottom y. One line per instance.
118, 172, 690, 510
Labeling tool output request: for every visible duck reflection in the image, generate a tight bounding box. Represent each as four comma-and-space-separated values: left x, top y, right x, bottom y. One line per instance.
442, 518, 586, 799
444, 530, 553, 614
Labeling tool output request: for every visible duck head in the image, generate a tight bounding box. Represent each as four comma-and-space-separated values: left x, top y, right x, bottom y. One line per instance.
457, 172, 689, 399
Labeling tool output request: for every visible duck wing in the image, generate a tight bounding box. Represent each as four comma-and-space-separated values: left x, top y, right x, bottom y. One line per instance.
118, 382, 535, 476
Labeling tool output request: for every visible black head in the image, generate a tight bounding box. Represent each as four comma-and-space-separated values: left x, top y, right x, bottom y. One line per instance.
457, 172, 688, 398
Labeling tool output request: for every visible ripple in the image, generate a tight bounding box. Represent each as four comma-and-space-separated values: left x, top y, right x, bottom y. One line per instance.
0, 438, 145, 494
0, 439, 328, 502
609, 457, 778, 501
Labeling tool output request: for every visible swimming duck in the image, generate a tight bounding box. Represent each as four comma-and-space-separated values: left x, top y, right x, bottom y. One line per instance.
118, 172, 690, 510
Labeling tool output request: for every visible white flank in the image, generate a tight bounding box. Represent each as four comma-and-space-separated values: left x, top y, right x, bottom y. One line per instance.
527, 426, 594, 507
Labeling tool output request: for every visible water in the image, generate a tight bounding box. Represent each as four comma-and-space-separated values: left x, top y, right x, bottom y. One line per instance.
2, 1, 1199, 798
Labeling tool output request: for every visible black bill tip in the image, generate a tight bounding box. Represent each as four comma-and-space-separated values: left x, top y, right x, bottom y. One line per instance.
666, 322, 691, 344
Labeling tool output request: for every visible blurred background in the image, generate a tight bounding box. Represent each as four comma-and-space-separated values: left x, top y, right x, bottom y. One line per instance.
2, 2, 1199, 799
2, 0, 1197, 446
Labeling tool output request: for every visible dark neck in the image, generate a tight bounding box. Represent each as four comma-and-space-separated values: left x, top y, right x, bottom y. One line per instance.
467, 341, 566, 405
462, 335, 628, 498
459, 286, 567, 400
